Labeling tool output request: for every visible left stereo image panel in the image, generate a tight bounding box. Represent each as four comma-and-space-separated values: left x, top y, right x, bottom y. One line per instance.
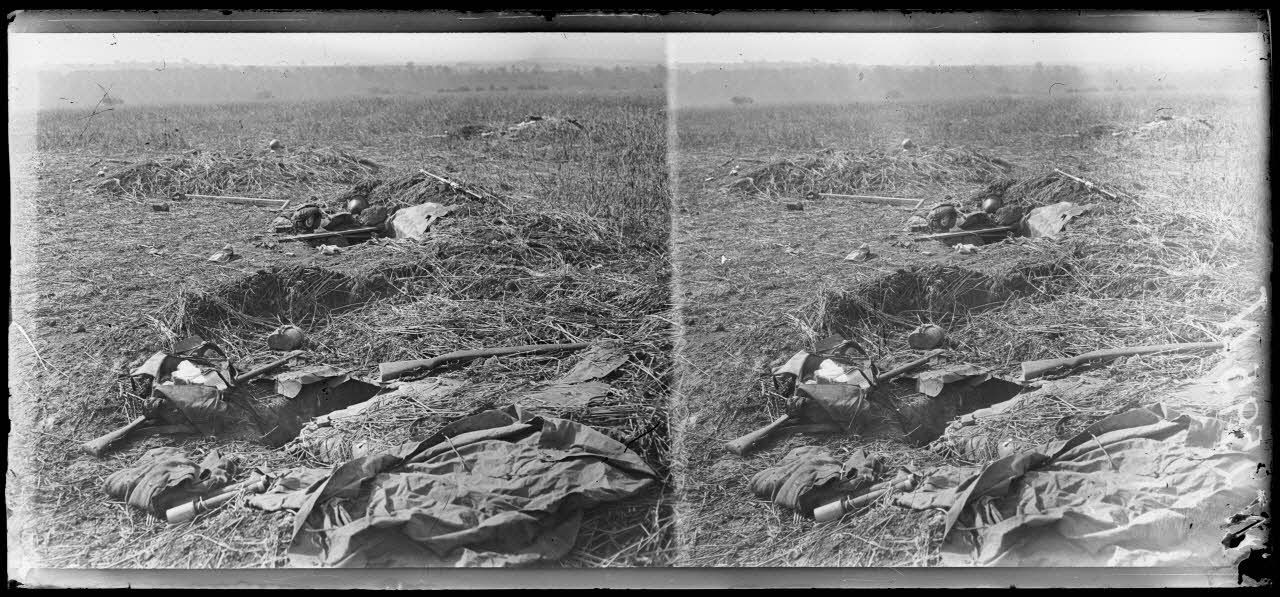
8, 29, 676, 570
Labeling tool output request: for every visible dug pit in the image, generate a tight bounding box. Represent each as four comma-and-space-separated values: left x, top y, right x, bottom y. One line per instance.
818, 261, 1070, 445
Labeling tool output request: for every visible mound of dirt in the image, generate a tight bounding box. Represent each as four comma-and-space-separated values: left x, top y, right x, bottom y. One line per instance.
727, 145, 1014, 197
92, 147, 382, 199
489, 115, 587, 140
954, 169, 1124, 212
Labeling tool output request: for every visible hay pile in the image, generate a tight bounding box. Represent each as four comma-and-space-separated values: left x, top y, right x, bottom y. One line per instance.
328, 169, 492, 215
955, 169, 1122, 212
91, 147, 382, 200
726, 145, 1014, 197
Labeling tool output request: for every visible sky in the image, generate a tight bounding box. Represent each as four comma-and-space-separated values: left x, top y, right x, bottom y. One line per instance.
9, 32, 1266, 71
7, 32, 667, 70
670, 33, 1267, 70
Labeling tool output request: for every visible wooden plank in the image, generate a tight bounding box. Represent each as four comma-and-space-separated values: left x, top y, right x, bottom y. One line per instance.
912, 225, 1017, 241
818, 192, 924, 206
182, 193, 290, 208
279, 227, 378, 242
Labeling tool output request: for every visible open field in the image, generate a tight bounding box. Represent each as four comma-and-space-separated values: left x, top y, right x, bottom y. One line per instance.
670, 92, 1269, 567
9, 91, 674, 568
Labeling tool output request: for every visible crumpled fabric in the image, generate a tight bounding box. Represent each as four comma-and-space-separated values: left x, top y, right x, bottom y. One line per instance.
749, 447, 887, 516
271, 404, 656, 567
905, 363, 991, 398
150, 384, 236, 436
899, 403, 1266, 566
790, 383, 869, 431
520, 344, 629, 410
248, 467, 332, 512
273, 365, 351, 399
103, 447, 238, 516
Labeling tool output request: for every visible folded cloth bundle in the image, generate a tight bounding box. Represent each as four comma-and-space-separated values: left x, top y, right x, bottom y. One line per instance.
749, 447, 888, 516
103, 447, 238, 516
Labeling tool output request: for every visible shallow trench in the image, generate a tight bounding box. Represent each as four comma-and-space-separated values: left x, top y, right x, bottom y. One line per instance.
819, 262, 1068, 445
164, 264, 433, 446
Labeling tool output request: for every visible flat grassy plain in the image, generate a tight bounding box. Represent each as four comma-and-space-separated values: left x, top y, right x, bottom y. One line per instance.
9, 91, 673, 569
670, 91, 1268, 566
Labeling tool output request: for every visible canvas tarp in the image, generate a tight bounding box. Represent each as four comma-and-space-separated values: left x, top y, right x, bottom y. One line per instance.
897, 402, 1266, 566
268, 404, 656, 567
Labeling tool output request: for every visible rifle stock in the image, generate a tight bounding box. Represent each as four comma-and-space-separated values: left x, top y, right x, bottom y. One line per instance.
379, 342, 589, 382
1021, 341, 1223, 381
724, 414, 793, 456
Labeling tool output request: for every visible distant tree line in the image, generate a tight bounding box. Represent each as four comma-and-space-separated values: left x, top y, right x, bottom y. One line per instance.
675, 62, 1262, 106
38, 63, 667, 108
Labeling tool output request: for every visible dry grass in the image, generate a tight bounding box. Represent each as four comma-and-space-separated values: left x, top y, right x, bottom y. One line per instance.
672, 91, 1267, 567
10, 91, 673, 571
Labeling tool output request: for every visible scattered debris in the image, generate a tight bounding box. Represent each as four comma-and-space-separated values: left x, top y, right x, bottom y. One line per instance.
1020, 340, 1224, 381
271, 216, 294, 233
1021, 202, 1090, 239
258, 405, 655, 567
323, 212, 355, 231
906, 363, 991, 397
520, 344, 630, 410
207, 244, 239, 263
292, 205, 324, 232
356, 205, 390, 228
905, 215, 931, 232
927, 204, 959, 231
479, 114, 587, 140
83, 340, 301, 456
991, 204, 1025, 227
956, 211, 993, 230
907, 324, 946, 349
844, 243, 873, 262
386, 202, 458, 241
725, 340, 943, 456
267, 325, 306, 351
